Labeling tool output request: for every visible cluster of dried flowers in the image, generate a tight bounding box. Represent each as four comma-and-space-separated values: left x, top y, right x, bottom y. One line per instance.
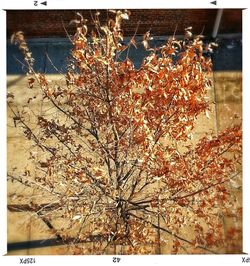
8, 10, 242, 254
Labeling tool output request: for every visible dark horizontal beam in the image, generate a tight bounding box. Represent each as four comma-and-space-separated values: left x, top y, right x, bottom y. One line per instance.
7, 204, 110, 252
8, 235, 109, 251
8, 238, 67, 251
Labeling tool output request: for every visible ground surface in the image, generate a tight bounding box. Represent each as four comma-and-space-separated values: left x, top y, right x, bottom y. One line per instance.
6, 38, 242, 254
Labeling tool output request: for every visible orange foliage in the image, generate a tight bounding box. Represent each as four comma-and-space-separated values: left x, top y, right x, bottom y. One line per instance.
8, 10, 242, 254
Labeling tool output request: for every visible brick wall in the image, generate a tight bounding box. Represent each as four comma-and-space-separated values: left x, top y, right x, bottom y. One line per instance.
7, 9, 242, 38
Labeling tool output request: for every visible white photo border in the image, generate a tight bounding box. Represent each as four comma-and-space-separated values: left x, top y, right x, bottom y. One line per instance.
1, 1, 249, 265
